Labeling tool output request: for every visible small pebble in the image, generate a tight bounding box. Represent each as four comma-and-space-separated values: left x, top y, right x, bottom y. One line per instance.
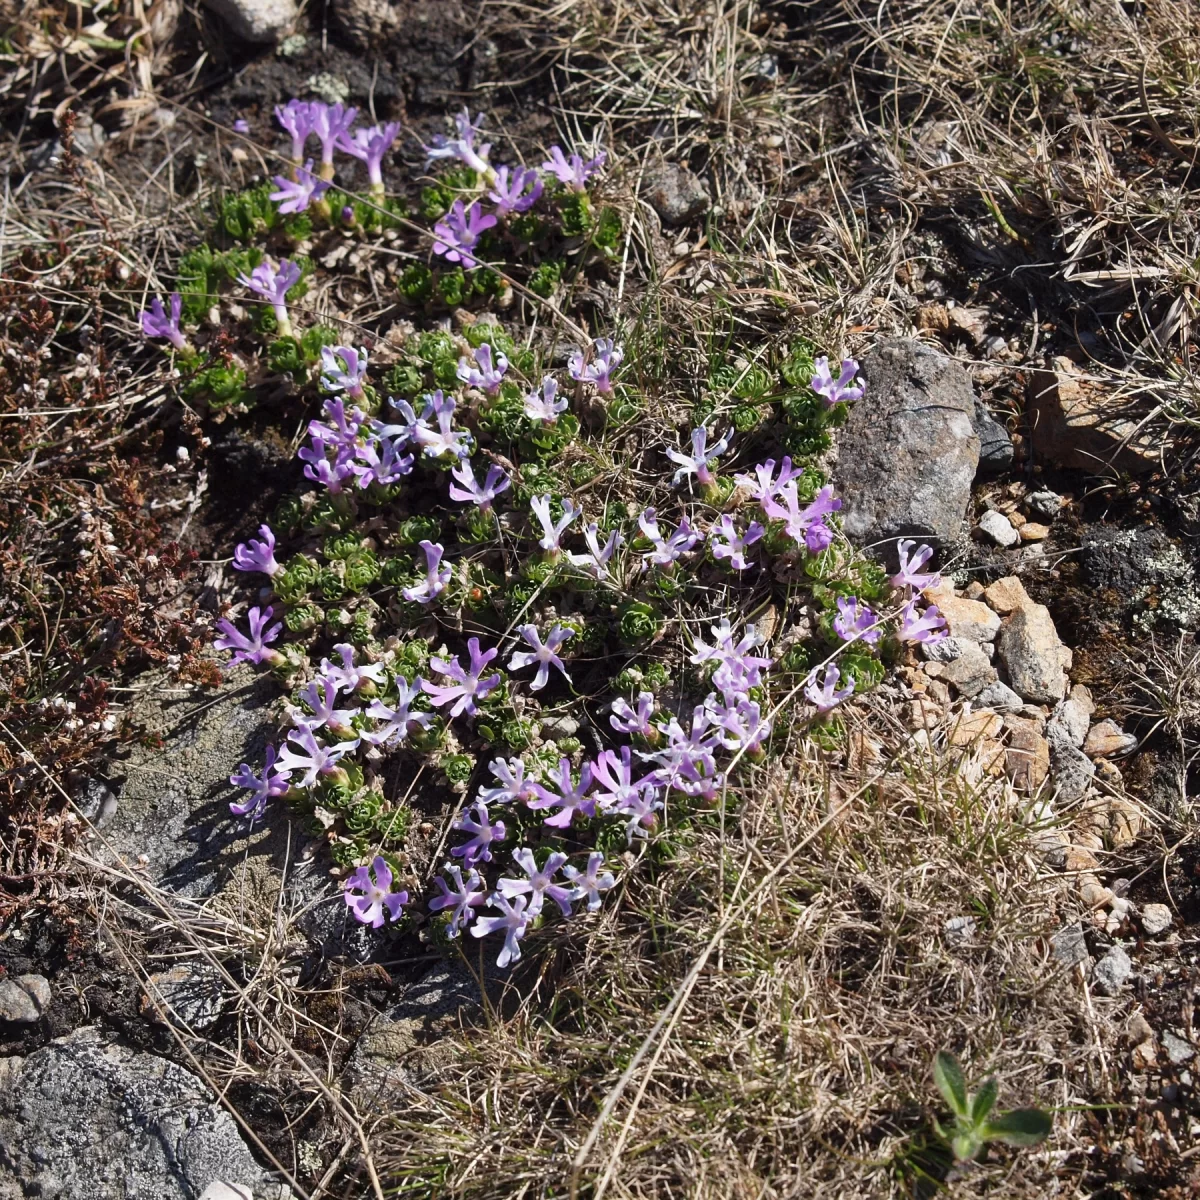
1162, 1031, 1195, 1066
1092, 944, 1133, 996
1140, 903, 1172, 937
1027, 489, 1064, 519
979, 509, 1019, 547
1019, 523, 1050, 541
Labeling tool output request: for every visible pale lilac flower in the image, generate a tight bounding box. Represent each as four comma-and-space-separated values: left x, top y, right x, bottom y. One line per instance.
432, 200, 497, 270
710, 514, 763, 571
269, 160, 331, 214
563, 852, 616, 912
672, 754, 725, 804
310, 101, 359, 176
762, 482, 842, 553
450, 799, 506, 867
424, 108, 494, 180
568, 522, 622, 580
374, 397, 422, 446
337, 121, 401, 193
834, 596, 881, 646
402, 539, 451, 606
527, 759, 595, 829
233, 118, 250, 134
229, 745, 291, 819
488, 165, 543, 215
590, 746, 643, 813
308, 395, 366, 447
140, 293, 190, 352
891, 539, 941, 592
508, 623, 574, 690
811, 355, 864, 407
542, 145, 606, 190
344, 856, 407, 928
706, 694, 772, 757
639, 508, 702, 567
428, 863, 486, 937
568, 337, 623, 394
299, 437, 357, 493
804, 663, 855, 713
689, 618, 772, 698
469, 892, 531, 968
360, 679, 434, 748
448, 460, 510, 511
644, 704, 720, 791
321, 643, 387, 693
414, 391, 473, 459
320, 345, 369, 399
735, 456, 804, 505
232, 524, 281, 576
898, 598, 949, 645
524, 377, 568, 424
610, 691, 655, 738
422, 637, 501, 718
289, 677, 358, 736
610, 784, 663, 842
530, 493, 580, 553
275, 99, 315, 161
237, 259, 302, 337
478, 757, 541, 807
351, 436, 413, 488
666, 427, 732, 489
497, 847, 574, 916
214, 605, 283, 667
456, 343, 508, 393
274, 724, 358, 788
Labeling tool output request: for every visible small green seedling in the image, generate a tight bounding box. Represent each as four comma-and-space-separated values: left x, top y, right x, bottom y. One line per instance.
932, 1050, 1052, 1163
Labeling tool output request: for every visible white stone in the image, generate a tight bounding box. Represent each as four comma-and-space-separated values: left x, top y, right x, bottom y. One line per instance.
201, 0, 296, 42
979, 509, 1019, 547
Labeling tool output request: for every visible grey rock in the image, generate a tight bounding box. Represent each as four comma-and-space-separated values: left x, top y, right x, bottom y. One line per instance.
979, 508, 1020, 547
833, 339, 980, 566
974, 680, 1025, 711
925, 640, 996, 698
201, 0, 296, 40
1027, 489, 1063, 520
0, 1027, 274, 1199
1051, 740, 1096, 803
943, 915, 977, 947
1092, 944, 1133, 996
973, 399, 1013, 475
920, 636, 968, 663
1162, 1031, 1195, 1066
1046, 696, 1091, 749
0, 975, 49, 1024
144, 962, 225, 1033
1081, 526, 1200, 629
996, 603, 1068, 703
540, 714, 579, 740
1051, 922, 1088, 967
1140, 903, 1172, 937
72, 775, 119, 828
642, 162, 710, 227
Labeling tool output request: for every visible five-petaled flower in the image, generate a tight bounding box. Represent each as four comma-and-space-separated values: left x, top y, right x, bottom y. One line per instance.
140, 293, 190, 352
229, 744, 291, 820
498, 847, 574, 916
275, 98, 315, 162
310, 101, 359, 178
667, 427, 732, 490
897, 598, 948, 645
352, 436, 413, 489
542, 145, 606, 190
289, 676, 358, 736
639, 508, 703, 567
478, 757, 542, 807
833, 596, 881, 646
508, 623, 574, 691
710, 514, 764, 571
524, 377, 568, 424
344, 856, 408, 928
413, 391, 473, 459
321, 643, 387, 694
804, 663, 855, 713
456, 343, 507, 393
232, 524, 281, 576
568, 337, 623, 393
428, 863, 487, 936
403, 539, 452, 606
488, 165, 543, 215
762, 482, 842, 554
811, 355, 864, 407
569, 522, 622, 579
237, 259, 302, 338
530, 493, 580, 554
891, 539, 941, 592
320, 345, 369, 399
528, 759, 595, 829
360, 678, 433, 748
706, 695, 772, 758
432, 200, 497, 270
274, 723, 358, 788
214, 605, 283, 667
424, 108, 495, 180
610, 691, 656, 738
337, 121, 401, 194
563, 852, 616, 912
269, 160, 330, 214
422, 637, 501, 717
451, 799, 507, 867
469, 892, 531, 967
448, 459, 510, 511
735, 456, 804, 505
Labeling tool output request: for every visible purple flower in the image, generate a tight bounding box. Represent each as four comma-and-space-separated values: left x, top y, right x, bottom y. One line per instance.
811, 355, 864, 407
232, 524, 281, 576
273, 723, 358, 788
497, 847, 574, 917
527, 759, 595, 829
542, 145, 606, 190
275, 99, 315, 161
568, 337, 622, 394
374, 397, 421, 446
735, 456, 804, 506
269, 160, 330, 214
456, 343, 507, 393
705, 695, 771, 758
488, 165, 543, 215
590, 746, 644, 813
288, 676, 358, 735
568, 522, 622, 580
530, 493, 581, 553
804, 663, 855, 713
432, 200, 497, 270
352, 435, 413, 489
310, 101, 359, 176
508, 623, 574, 691
469, 892, 531, 968
891, 539, 941, 592
610, 691, 655, 738
689, 618, 772, 699
140, 293, 190, 352
428, 863, 487, 937
638, 508, 702, 567
402, 539, 451, 606
450, 799, 506, 867
233, 118, 250, 134
563, 852, 616, 913
762, 482, 842, 552
214, 605, 283, 667
644, 704, 720, 792
833, 596, 881, 646
344, 856, 408, 928
666, 427, 732, 489
424, 108, 494, 179
308, 395, 366, 447
320, 345, 369, 399
337, 121, 401, 192
448, 459, 510, 511
228, 744, 291, 819
360, 678, 434, 748
299, 436, 357, 493
805, 521, 834, 554
237, 259, 302, 337
422, 637, 501, 718
524, 376, 568, 424
608, 782, 663, 842
710, 514, 763, 571
478, 757, 541, 807
321, 643, 387, 693
898, 598, 949, 645
414, 391, 473, 459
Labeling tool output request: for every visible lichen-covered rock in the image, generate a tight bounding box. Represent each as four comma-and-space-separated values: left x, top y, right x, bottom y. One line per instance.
996, 602, 1069, 703
202, 0, 296, 42
1083, 719, 1138, 759
642, 162, 710, 227
1081, 525, 1200, 630
833, 340, 980, 565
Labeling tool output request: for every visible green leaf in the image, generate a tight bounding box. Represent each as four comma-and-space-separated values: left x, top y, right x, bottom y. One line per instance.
982, 1108, 1052, 1147
970, 1077, 999, 1125
951, 1130, 983, 1162
933, 1050, 970, 1119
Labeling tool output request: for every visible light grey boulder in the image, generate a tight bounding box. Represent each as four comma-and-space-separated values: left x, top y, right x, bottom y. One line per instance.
202, 0, 296, 42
